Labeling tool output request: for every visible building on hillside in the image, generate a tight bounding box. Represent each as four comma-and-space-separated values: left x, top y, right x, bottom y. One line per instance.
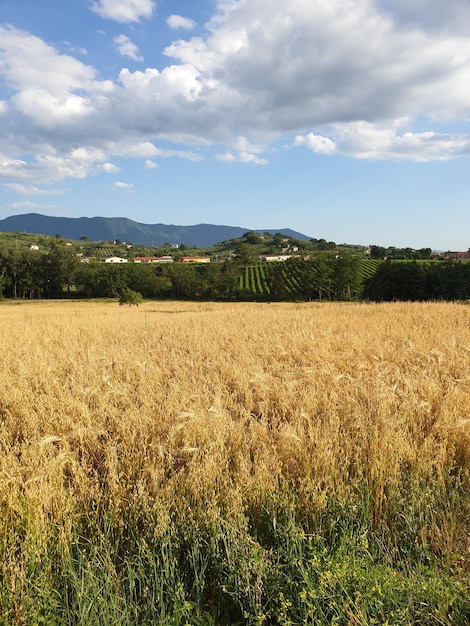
181, 256, 211, 263
104, 256, 128, 263
259, 253, 291, 262
134, 256, 174, 263
445, 251, 470, 260
134, 256, 158, 263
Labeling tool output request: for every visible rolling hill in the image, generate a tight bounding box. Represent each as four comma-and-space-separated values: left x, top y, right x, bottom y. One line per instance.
0, 214, 311, 247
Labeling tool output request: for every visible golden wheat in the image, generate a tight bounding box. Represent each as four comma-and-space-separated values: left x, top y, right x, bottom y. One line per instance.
0, 300, 469, 554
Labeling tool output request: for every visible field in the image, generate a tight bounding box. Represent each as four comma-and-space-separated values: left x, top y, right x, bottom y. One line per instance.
0, 300, 469, 624
237, 259, 382, 299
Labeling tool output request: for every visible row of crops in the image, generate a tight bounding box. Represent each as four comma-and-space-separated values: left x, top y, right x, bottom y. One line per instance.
239, 264, 273, 295
237, 258, 381, 299
359, 259, 383, 281
238, 262, 301, 296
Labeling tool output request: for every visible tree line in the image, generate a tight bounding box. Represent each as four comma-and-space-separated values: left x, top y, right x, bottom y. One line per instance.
0, 243, 362, 301
1, 241, 470, 302
362, 260, 470, 301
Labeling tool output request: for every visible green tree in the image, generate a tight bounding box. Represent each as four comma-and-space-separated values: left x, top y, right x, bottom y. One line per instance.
362, 261, 426, 301
167, 264, 202, 299
43, 240, 80, 297
370, 245, 387, 259
331, 254, 361, 300
119, 288, 143, 306
234, 243, 257, 266
269, 263, 288, 300
295, 254, 333, 300
243, 231, 262, 244
2, 250, 23, 299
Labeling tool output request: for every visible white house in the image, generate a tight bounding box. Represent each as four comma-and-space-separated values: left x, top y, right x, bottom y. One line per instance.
104, 256, 128, 263
259, 253, 291, 262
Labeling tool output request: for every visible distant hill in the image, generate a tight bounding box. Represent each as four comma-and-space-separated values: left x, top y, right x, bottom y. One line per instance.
0, 214, 311, 247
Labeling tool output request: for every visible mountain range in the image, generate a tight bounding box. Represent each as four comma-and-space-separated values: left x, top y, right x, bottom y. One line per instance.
0, 214, 311, 247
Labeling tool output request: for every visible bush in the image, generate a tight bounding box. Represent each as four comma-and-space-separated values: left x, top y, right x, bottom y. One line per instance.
119, 288, 143, 306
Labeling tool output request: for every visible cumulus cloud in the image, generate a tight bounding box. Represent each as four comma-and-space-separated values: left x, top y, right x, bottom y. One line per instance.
144, 160, 159, 169
294, 121, 470, 162
380, 0, 470, 34
114, 181, 134, 189
0, 25, 95, 95
294, 134, 336, 156
216, 151, 268, 165
114, 35, 143, 61
90, 0, 154, 23
166, 15, 196, 30
2, 0, 470, 195
232, 136, 265, 154
98, 162, 120, 173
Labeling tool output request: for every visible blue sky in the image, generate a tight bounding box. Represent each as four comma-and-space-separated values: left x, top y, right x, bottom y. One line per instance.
1, 0, 470, 249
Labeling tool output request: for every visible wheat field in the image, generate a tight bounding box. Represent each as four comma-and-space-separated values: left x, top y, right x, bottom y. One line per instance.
0, 300, 469, 624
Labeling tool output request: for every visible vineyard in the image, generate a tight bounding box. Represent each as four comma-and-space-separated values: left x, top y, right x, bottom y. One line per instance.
238, 262, 299, 296
237, 258, 382, 298
359, 259, 383, 281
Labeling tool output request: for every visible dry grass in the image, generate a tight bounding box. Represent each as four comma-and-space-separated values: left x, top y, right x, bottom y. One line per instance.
1, 300, 469, 623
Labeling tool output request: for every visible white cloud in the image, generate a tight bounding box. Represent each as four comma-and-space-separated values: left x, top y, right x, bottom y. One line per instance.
232, 136, 265, 154
2, 0, 470, 194
0, 25, 95, 95
216, 151, 268, 165
215, 152, 236, 163
144, 160, 159, 169
114, 35, 143, 61
167, 15, 197, 31
294, 134, 336, 156
0, 156, 28, 179
3, 183, 65, 195
114, 181, 134, 190
10, 201, 60, 210
294, 121, 470, 162
106, 140, 203, 161
90, 0, 154, 23
99, 162, 120, 173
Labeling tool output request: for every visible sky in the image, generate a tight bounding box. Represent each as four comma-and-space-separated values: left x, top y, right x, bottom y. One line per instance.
1, 1, 470, 250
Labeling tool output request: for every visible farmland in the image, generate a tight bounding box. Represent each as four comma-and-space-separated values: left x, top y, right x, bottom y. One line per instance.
0, 301, 469, 624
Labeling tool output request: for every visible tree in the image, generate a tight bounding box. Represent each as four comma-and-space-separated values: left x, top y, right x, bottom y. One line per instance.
370, 245, 387, 259
290, 254, 333, 301
243, 231, 262, 244
331, 254, 361, 300
362, 261, 426, 301
119, 288, 143, 306
43, 240, 80, 297
269, 263, 288, 300
167, 264, 202, 299
234, 243, 257, 266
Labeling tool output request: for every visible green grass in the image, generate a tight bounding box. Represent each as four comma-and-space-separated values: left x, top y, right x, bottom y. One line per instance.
1, 483, 468, 625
